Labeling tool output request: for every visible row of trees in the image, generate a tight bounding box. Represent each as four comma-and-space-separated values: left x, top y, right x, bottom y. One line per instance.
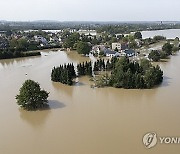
0, 50, 41, 59
77, 61, 92, 76
51, 63, 76, 85
94, 57, 119, 72
94, 59, 106, 71
51, 61, 93, 85
0, 38, 42, 59
96, 57, 163, 89
148, 41, 179, 62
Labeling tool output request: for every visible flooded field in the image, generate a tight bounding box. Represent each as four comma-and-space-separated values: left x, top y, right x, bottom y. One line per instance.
0, 50, 180, 154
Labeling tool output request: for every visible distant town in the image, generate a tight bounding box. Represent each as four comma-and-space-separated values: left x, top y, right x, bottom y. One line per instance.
1, 21, 180, 89
0, 21, 180, 61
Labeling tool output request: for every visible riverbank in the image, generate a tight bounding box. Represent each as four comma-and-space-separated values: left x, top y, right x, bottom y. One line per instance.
0, 47, 62, 60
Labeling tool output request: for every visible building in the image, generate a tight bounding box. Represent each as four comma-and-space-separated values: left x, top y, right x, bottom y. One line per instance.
34, 36, 47, 44
91, 45, 106, 54
123, 49, 135, 57
78, 30, 97, 36
104, 49, 117, 57
112, 43, 121, 50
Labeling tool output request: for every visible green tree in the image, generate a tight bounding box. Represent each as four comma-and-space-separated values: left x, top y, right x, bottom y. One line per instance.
140, 59, 152, 72
144, 66, 163, 88
144, 68, 156, 88
76, 41, 91, 55
148, 50, 161, 62
129, 41, 137, 49
17, 38, 29, 51
162, 42, 173, 56
16, 80, 49, 110
134, 32, 142, 39
153, 35, 166, 42
9, 38, 18, 49
63, 32, 80, 49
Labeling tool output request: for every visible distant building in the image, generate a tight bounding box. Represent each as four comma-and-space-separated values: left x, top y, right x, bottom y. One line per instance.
123, 49, 135, 57
34, 35, 47, 45
115, 34, 124, 38
91, 45, 106, 54
103, 49, 117, 57
78, 30, 97, 36
112, 43, 121, 50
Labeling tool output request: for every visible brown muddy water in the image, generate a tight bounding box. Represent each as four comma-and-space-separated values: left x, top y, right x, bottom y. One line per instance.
0, 50, 180, 154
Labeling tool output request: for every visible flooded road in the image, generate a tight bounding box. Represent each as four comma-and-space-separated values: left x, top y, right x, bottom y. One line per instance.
0, 50, 180, 154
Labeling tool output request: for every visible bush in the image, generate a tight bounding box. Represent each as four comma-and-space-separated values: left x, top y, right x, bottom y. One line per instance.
162, 43, 173, 56
109, 57, 163, 89
76, 41, 91, 55
148, 50, 161, 62
153, 35, 166, 42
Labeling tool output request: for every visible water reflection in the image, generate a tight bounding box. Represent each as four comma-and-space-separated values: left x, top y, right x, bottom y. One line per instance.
66, 50, 89, 63
48, 100, 66, 109
19, 108, 50, 128
19, 100, 65, 127
0, 56, 40, 67
52, 82, 74, 97
160, 76, 171, 87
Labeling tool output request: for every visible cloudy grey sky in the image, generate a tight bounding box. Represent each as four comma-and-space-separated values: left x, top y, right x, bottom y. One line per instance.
0, 0, 179, 21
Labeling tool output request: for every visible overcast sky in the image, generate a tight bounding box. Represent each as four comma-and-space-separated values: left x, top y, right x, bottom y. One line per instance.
0, 0, 180, 21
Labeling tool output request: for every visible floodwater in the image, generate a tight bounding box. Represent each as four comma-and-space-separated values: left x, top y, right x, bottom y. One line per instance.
142, 29, 180, 39
1, 50, 180, 154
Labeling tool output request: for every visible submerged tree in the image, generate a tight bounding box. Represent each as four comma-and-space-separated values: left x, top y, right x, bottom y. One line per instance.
16, 80, 49, 111
148, 50, 161, 62
162, 42, 173, 56
51, 63, 75, 85
109, 57, 163, 89
77, 61, 92, 76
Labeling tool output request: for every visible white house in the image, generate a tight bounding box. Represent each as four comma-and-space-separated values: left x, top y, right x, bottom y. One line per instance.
91, 45, 106, 55
78, 30, 97, 36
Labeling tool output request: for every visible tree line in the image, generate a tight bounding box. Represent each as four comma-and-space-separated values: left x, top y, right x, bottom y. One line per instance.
51, 63, 76, 85
51, 61, 93, 85
0, 50, 41, 59
95, 57, 163, 89
51, 56, 163, 89
77, 61, 92, 76
148, 41, 179, 62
